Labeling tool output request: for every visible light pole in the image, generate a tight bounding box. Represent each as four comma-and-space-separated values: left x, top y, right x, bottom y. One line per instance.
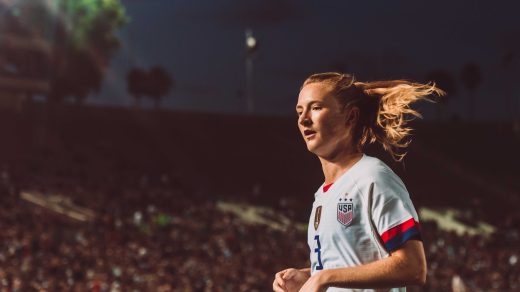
245, 29, 258, 114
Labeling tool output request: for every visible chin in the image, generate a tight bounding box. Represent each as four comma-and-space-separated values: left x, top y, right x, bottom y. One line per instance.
305, 142, 321, 155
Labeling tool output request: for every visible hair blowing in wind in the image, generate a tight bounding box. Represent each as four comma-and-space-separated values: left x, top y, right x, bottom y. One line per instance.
303, 73, 445, 161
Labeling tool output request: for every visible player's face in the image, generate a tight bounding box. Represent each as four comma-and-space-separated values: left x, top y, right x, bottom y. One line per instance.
296, 83, 354, 159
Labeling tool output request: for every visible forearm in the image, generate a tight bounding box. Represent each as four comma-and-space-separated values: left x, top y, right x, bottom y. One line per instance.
319, 256, 421, 289
318, 241, 426, 289
299, 267, 311, 275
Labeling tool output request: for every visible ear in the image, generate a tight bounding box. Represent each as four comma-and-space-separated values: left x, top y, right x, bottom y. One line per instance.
345, 106, 359, 126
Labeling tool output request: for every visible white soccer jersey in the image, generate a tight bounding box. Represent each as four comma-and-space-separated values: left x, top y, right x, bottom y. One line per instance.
307, 154, 421, 292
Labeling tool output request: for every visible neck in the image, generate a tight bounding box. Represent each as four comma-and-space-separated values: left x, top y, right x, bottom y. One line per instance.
319, 150, 363, 185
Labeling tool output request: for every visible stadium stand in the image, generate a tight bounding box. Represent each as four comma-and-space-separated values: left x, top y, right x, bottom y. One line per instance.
0, 104, 518, 291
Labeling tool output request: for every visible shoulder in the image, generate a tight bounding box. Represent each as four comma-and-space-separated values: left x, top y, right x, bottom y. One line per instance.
350, 155, 408, 202
353, 155, 402, 186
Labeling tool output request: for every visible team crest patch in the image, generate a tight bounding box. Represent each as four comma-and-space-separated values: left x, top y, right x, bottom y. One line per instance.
314, 206, 322, 230
337, 203, 353, 226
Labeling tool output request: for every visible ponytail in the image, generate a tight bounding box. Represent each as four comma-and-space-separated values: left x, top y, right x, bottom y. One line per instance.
302, 73, 445, 161
356, 80, 444, 161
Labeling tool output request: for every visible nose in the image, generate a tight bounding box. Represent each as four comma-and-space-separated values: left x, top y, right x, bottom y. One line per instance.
298, 111, 312, 127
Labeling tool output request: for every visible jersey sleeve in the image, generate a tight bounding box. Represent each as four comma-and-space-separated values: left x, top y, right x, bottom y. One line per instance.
370, 170, 422, 253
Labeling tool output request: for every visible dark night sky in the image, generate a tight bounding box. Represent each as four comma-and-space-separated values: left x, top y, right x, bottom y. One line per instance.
91, 0, 520, 121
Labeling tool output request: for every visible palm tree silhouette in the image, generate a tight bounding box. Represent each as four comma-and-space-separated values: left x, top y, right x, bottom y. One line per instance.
426, 69, 457, 121
460, 63, 482, 121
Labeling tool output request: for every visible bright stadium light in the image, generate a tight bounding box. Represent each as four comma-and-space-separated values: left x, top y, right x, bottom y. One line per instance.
245, 29, 258, 113
246, 31, 257, 52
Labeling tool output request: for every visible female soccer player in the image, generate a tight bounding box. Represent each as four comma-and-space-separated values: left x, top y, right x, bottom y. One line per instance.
273, 72, 444, 292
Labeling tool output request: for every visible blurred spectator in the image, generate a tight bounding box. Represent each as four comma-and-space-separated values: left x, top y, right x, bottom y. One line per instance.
0, 123, 518, 291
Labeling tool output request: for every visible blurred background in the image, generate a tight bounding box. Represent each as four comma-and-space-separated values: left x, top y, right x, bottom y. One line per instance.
0, 0, 519, 291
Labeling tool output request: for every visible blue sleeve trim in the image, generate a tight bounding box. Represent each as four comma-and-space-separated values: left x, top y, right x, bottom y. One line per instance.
384, 226, 422, 252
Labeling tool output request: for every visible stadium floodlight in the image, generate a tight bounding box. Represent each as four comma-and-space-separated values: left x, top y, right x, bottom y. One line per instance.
245, 29, 258, 113
245, 30, 257, 54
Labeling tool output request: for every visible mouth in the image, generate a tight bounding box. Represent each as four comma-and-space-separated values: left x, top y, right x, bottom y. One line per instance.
303, 129, 316, 139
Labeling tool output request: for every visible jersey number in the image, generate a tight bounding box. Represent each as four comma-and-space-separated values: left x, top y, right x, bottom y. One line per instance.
314, 235, 323, 270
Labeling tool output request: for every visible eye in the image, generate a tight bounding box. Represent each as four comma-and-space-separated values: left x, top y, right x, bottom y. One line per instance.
312, 105, 322, 111
296, 111, 302, 117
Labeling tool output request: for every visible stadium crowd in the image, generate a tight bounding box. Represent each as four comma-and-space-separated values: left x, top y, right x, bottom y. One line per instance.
0, 160, 518, 291
0, 162, 310, 291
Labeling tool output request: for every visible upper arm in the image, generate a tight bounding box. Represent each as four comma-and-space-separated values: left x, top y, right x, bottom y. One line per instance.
389, 239, 427, 285
370, 172, 422, 253
369, 170, 427, 285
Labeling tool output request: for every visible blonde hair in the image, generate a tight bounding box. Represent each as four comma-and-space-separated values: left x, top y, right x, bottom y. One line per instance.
302, 72, 445, 161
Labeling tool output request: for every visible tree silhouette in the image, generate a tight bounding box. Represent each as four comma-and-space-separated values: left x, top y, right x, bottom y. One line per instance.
0, 0, 128, 104
126, 66, 173, 109
126, 68, 148, 108
148, 66, 173, 109
426, 69, 457, 121
460, 63, 482, 121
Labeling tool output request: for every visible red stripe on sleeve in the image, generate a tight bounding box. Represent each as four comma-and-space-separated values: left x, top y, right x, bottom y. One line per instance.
380, 218, 419, 243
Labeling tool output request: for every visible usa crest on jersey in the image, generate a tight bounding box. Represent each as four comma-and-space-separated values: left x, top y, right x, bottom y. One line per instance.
337, 202, 353, 226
